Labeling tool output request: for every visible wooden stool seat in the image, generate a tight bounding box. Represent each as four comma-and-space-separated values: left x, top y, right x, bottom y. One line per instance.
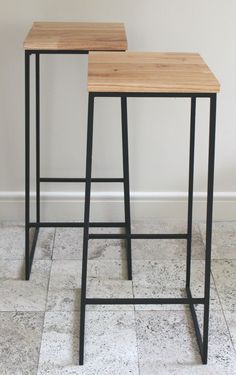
88, 52, 220, 93
24, 22, 127, 51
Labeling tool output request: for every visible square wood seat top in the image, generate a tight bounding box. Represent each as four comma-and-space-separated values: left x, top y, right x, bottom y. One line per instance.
88, 52, 220, 93
23, 22, 127, 51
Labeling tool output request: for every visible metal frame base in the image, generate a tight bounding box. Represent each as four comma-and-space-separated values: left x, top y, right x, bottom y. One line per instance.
79, 91, 217, 366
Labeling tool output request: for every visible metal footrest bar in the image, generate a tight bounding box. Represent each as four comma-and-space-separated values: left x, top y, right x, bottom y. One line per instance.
86, 297, 205, 305
186, 287, 204, 361
89, 233, 189, 240
40, 177, 124, 183
29, 222, 126, 228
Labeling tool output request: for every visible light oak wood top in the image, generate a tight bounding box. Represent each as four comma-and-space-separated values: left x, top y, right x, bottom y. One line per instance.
88, 52, 220, 93
24, 22, 127, 51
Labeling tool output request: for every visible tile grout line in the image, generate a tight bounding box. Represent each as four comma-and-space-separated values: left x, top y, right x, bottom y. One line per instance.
132, 278, 141, 375
51, 227, 57, 261
35, 310, 46, 375
198, 221, 236, 261
36, 228, 56, 375
211, 269, 236, 355
199, 222, 236, 354
123, 226, 141, 375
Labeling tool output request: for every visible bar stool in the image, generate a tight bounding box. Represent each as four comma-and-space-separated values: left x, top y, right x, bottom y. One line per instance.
79, 51, 220, 365
23, 22, 129, 280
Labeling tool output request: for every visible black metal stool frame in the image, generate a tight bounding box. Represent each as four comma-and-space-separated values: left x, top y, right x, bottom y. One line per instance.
79, 91, 217, 365
25, 50, 131, 280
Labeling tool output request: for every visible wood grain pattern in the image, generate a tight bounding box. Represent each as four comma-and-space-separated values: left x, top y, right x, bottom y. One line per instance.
88, 52, 220, 93
24, 22, 127, 51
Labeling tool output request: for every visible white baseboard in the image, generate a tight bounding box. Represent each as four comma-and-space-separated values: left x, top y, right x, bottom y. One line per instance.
0, 191, 236, 221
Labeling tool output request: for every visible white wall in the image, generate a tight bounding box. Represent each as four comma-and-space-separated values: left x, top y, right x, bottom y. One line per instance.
0, 0, 235, 221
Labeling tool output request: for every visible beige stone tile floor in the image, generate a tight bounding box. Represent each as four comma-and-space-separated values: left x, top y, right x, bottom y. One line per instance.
0, 220, 235, 374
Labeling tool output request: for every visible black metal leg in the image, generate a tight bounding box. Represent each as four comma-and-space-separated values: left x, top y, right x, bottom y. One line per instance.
121, 96, 132, 280
186, 97, 196, 288
202, 94, 217, 364
36, 53, 40, 224
25, 51, 40, 281
79, 94, 95, 365
25, 51, 30, 280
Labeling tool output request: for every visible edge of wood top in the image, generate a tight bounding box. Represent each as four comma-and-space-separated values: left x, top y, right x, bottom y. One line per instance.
23, 21, 128, 51
88, 52, 220, 93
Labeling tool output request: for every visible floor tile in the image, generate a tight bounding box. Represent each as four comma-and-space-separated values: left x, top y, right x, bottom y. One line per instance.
132, 260, 220, 310
0, 222, 55, 260
0, 312, 44, 375
47, 279, 134, 312
37, 311, 139, 375
0, 259, 25, 280
48, 258, 133, 312
0, 258, 51, 285
0, 260, 51, 311
135, 310, 199, 372
87, 258, 128, 280
86, 278, 133, 310
132, 220, 204, 260
88, 239, 126, 261
53, 227, 125, 261
34, 228, 55, 260
49, 259, 128, 290
132, 219, 190, 233
135, 310, 236, 374
224, 310, 236, 352
46, 288, 80, 312
212, 260, 236, 311
199, 222, 236, 260
0, 222, 24, 259
49, 260, 82, 290
52, 228, 82, 260
37, 311, 80, 370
